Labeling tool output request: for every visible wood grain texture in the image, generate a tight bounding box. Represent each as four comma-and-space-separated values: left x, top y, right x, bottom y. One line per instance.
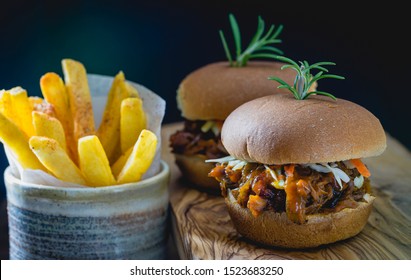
162, 122, 411, 260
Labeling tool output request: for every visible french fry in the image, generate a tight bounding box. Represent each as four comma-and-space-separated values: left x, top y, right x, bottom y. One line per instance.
126, 82, 140, 97
40, 72, 76, 161
29, 136, 86, 185
111, 146, 132, 178
31, 98, 57, 118
78, 135, 116, 187
0, 113, 44, 170
0, 90, 5, 102
28, 96, 44, 109
117, 129, 157, 184
120, 97, 146, 153
32, 111, 67, 153
40, 73, 71, 129
0, 90, 15, 122
61, 59, 95, 142
96, 71, 129, 163
8, 87, 35, 137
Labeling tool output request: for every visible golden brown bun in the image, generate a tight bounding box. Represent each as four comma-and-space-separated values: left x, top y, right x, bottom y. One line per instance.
225, 190, 375, 248
177, 61, 297, 120
222, 94, 387, 164
174, 154, 220, 192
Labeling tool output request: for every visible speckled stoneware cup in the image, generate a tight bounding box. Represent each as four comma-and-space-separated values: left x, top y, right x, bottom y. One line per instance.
4, 161, 170, 260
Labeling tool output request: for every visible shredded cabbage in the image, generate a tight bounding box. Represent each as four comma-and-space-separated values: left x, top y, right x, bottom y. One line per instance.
200, 121, 221, 135
205, 156, 247, 170
304, 163, 350, 189
205, 155, 236, 163
363, 193, 372, 203
211, 125, 220, 136
200, 121, 214, 133
305, 163, 329, 173
231, 160, 247, 170
264, 165, 278, 181
354, 175, 364, 188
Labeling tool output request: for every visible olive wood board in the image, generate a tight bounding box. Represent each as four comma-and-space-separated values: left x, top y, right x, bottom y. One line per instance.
161, 122, 411, 260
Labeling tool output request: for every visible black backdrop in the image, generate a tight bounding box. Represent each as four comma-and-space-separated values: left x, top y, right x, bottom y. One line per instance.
0, 0, 410, 198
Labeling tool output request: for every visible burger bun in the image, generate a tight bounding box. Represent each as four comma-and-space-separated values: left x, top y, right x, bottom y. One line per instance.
177, 61, 297, 121
222, 94, 387, 164
225, 189, 375, 248
174, 153, 221, 193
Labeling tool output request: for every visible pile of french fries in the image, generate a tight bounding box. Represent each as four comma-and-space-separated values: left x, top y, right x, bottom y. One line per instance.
0, 59, 157, 187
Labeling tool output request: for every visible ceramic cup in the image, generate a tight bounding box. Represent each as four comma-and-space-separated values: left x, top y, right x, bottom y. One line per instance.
4, 160, 170, 260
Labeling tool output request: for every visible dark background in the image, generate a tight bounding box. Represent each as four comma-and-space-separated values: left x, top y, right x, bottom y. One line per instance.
0, 0, 410, 258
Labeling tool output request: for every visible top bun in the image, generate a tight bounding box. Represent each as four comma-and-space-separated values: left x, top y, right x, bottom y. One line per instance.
222, 94, 386, 164
177, 61, 296, 120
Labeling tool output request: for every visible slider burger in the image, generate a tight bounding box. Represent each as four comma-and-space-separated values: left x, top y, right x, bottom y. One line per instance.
208, 56, 386, 248
169, 62, 297, 191
170, 14, 310, 191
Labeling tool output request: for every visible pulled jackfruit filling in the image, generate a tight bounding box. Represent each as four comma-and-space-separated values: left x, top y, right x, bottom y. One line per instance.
208, 158, 371, 224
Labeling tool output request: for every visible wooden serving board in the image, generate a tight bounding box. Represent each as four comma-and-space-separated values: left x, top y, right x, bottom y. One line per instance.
161, 122, 411, 259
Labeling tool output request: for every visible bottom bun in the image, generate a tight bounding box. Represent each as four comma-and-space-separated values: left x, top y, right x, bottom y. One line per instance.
174, 154, 221, 193
225, 190, 374, 248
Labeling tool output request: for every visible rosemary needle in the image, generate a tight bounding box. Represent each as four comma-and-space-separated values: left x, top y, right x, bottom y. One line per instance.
219, 13, 284, 67
268, 56, 345, 100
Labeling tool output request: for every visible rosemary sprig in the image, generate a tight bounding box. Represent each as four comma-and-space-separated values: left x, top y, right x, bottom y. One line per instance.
268, 56, 345, 100
219, 13, 284, 67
